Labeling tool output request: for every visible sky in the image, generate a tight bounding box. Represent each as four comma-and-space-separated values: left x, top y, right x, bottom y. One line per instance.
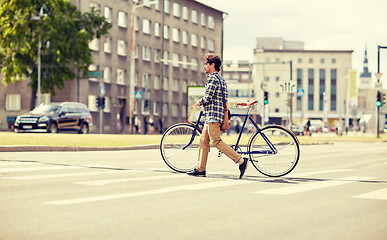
197, 0, 387, 88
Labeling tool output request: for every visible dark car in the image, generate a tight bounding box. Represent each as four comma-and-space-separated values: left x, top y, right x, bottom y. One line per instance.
14, 102, 93, 134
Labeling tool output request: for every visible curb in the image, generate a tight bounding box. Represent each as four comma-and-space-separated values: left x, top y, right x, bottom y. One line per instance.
0, 144, 160, 152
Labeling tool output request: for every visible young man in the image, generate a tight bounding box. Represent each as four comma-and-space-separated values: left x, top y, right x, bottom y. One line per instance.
186, 53, 248, 179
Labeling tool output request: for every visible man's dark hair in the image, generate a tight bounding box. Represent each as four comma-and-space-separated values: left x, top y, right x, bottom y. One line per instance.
204, 53, 222, 71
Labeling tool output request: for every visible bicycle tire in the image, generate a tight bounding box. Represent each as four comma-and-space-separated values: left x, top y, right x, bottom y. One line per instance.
160, 123, 202, 173
248, 125, 300, 177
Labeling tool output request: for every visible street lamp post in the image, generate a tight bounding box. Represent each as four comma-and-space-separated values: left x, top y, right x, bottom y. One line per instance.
129, 0, 156, 133
32, 6, 46, 106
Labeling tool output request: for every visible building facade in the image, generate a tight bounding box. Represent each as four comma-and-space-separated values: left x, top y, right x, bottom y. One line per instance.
253, 38, 354, 129
0, 0, 225, 133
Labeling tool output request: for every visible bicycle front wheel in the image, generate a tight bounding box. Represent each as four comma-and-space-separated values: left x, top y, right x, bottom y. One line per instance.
248, 125, 300, 177
160, 123, 201, 173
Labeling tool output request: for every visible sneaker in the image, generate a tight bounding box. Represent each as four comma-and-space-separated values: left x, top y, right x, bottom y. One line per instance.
239, 158, 249, 179
187, 168, 206, 177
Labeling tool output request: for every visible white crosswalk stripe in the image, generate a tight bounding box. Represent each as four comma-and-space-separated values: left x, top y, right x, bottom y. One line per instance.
353, 188, 387, 200
0, 161, 35, 166
0, 166, 83, 173
2, 170, 144, 180
75, 174, 186, 186
45, 179, 253, 205
254, 177, 375, 195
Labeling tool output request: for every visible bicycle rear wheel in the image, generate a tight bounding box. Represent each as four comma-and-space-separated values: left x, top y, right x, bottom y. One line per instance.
248, 125, 300, 177
160, 123, 201, 173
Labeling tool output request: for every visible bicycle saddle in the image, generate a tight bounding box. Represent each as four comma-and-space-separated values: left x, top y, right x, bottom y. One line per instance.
236, 100, 259, 107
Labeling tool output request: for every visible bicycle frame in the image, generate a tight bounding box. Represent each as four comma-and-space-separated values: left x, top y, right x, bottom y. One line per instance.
185, 106, 278, 156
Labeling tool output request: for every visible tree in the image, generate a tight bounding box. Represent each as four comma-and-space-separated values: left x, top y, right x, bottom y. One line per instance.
0, 0, 111, 95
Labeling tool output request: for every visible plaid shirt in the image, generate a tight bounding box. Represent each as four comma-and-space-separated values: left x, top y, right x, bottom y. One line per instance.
200, 72, 228, 123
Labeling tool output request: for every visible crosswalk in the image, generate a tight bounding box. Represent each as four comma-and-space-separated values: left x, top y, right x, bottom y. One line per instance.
1, 160, 387, 205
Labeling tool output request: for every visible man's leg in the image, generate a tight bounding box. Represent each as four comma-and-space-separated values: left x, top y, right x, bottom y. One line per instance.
197, 123, 210, 172
208, 122, 242, 163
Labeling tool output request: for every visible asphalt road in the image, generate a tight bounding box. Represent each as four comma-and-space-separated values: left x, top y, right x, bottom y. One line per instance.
1, 142, 387, 240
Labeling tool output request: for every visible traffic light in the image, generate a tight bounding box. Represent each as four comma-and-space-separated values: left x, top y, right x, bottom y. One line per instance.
377, 91, 382, 107
96, 97, 102, 108
101, 97, 106, 109
264, 91, 269, 105
382, 91, 386, 106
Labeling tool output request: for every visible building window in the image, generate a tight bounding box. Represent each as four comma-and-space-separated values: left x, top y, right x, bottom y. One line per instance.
182, 31, 188, 45
163, 51, 169, 65
6, 94, 21, 111
200, 36, 206, 49
208, 16, 215, 29
104, 37, 111, 53
172, 53, 179, 67
163, 77, 169, 90
142, 46, 151, 61
172, 28, 180, 42
191, 58, 198, 71
142, 19, 151, 34
134, 44, 139, 59
163, 103, 168, 116
201, 13, 206, 26
172, 78, 179, 91
154, 75, 160, 89
275, 76, 280, 81
117, 69, 125, 85
172, 2, 180, 17
134, 16, 140, 31
117, 40, 127, 56
330, 69, 337, 111
208, 39, 214, 51
320, 58, 325, 64
117, 11, 127, 28
182, 55, 188, 69
154, 49, 161, 63
332, 58, 336, 64
182, 80, 187, 93
296, 69, 303, 111
298, 58, 302, 63
155, 22, 161, 37
308, 69, 314, 110
153, 102, 159, 116
142, 73, 150, 87
89, 38, 99, 51
104, 7, 112, 23
89, 2, 100, 10
155, 0, 160, 10
164, 0, 170, 14
172, 104, 178, 117
191, 34, 198, 47
142, 100, 150, 115
103, 67, 111, 83
319, 69, 326, 111
182, 6, 188, 20
163, 25, 169, 39
191, 10, 198, 24
309, 58, 313, 64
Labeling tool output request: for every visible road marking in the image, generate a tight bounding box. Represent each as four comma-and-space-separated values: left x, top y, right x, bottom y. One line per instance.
2, 170, 144, 180
353, 188, 387, 200
0, 162, 35, 166
289, 169, 352, 178
254, 177, 374, 195
0, 166, 82, 173
45, 179, 252, 205
75, 174, 186, 186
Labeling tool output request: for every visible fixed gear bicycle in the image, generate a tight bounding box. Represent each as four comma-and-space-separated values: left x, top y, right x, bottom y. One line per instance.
160, 100, 300, 177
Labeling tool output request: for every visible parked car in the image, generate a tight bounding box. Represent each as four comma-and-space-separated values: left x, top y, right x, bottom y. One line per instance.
14, 102, 93, 134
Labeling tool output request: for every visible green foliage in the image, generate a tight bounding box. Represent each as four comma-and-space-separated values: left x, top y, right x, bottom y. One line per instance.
0, 0, 111, 95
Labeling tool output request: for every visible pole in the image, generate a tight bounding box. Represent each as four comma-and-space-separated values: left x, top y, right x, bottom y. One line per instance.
377, 104, 380, 138
37, 38, 42, 106
129, 5, 136, 134
160, 0, 165, 133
